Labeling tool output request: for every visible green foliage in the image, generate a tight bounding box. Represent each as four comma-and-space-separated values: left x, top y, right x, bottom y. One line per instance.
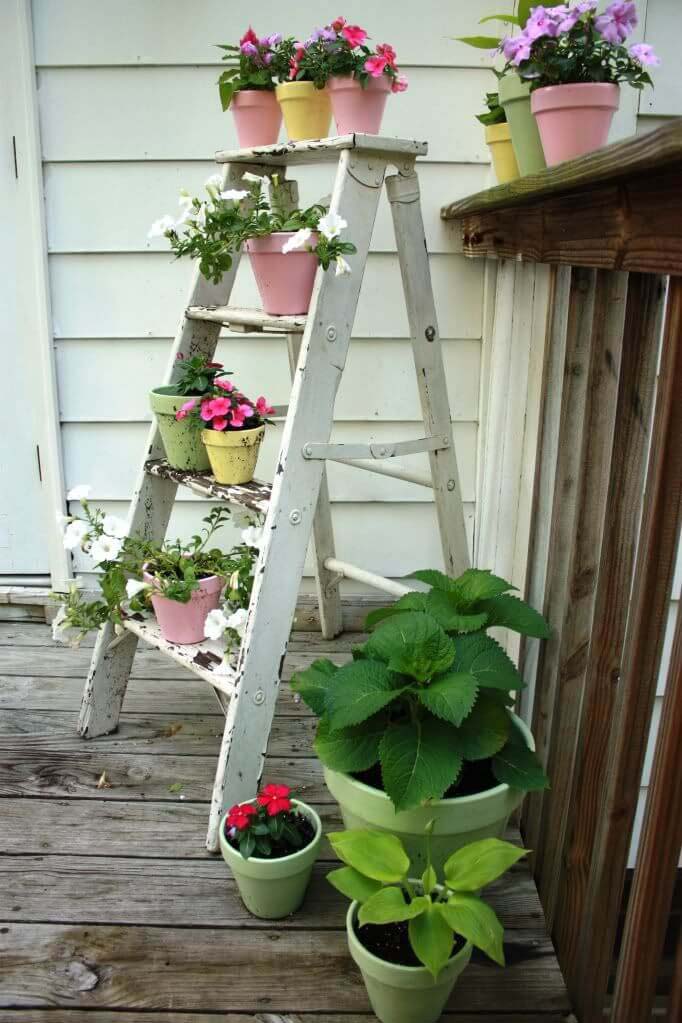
327, 828, 528, 976
170, 353, 232, 397
477, 90, 507, 126
325, 660, 405, 730
313, 716, 384, 773
363, 612, 455, 682
492, 739, 550, 789
379, 717, 463, 811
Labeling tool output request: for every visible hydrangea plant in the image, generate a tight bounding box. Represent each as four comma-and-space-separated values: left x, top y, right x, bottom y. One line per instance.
292, 568, 550, 811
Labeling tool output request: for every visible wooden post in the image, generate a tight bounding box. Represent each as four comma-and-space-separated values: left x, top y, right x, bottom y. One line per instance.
668, 923, 682, 1022
573, 276, 682, 1023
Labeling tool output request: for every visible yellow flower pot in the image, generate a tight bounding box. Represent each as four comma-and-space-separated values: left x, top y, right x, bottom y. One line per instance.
485, 123, 520, 184
276, 81, 332, 142
201, 426, 265, 485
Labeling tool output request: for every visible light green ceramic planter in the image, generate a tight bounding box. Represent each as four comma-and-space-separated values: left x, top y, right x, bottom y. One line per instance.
499, 74, 546, 176
347, 901, 472, 1023
324, 715, 534, 874
219, 799, 322, 919
149, 386, 210, 471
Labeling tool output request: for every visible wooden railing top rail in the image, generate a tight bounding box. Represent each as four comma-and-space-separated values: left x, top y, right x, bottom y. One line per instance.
441, 119, 682, 275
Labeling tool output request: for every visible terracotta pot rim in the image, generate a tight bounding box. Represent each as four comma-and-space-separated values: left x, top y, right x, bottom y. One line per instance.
327, 74, 392, 93
246, 231, 319, 253
232, 88, 278, 106
531, 81, 620, 113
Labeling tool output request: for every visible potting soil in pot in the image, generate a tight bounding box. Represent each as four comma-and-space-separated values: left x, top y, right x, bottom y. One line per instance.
353, 756, 499, 798
355, 916, 466, 968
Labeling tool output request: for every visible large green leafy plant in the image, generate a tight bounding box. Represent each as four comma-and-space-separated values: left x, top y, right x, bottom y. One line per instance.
292, 568, 550, 811
328, 828, 528, 976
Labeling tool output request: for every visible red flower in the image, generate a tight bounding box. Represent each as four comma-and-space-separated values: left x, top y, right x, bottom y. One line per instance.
226, 802, 257, 831
239, 26, 258, 48
257, 783, 292, 816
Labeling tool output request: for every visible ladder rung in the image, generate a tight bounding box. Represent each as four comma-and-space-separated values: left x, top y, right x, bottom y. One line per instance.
187, 305, 306, 334
122, 616, 237, 695
145, 459, 271, 514
214, 134, 428, 167
302, 436, 448, 461
324, 557, 412, 598
329, 457, 433, 489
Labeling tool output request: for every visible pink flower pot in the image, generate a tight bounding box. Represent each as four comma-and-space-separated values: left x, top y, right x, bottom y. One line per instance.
246, 233, 319, 315
531, 82, 620, 167
143, 570, 224, 645
231, 89, 282, 148
327, 74, 391, 135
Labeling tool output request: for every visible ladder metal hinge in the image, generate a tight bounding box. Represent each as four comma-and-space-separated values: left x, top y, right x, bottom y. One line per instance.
302, 436, 449, 461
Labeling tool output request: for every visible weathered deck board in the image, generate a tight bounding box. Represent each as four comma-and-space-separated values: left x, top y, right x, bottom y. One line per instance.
0, 625, 570, 1020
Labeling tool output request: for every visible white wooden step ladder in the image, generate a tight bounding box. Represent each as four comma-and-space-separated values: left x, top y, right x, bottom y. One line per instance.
77, 133, 470, 851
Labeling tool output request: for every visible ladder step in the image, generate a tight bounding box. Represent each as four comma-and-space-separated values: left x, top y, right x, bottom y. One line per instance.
214, 134, 428, 167
122, 616, 237, 695
187, 305, 306, 334
324, 557, 412, 598
145, 459, 271, 514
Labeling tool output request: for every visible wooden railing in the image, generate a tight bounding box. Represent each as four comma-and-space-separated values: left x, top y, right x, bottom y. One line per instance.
443, 119, 682, 1023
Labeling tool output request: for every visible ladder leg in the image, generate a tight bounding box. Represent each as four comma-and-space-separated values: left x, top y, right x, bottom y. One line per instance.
287, 333, 343, 640
206, 150, 386, 849
386, 169, 471, 576
78, 165, 250, 738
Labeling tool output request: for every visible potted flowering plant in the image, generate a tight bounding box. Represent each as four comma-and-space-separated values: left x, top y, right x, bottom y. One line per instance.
148, 353, 232, 472
328, 828, 528, 1023
154, 176, 356, 315
273, 32, 334, 141
53, 496, 258, 647
292, 567, 549, 871
217, 27, 288, 147
501, 1, 659, 165
477, 86, 519, 183
177, 373, 275, 486
219, 782, 323, 919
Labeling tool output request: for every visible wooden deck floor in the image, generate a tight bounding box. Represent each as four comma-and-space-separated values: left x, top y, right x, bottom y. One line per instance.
0, 621, 572, 1022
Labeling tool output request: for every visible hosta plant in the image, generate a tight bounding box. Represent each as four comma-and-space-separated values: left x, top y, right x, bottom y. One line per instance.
328, 827, 528, 976
292, 568, 550, 811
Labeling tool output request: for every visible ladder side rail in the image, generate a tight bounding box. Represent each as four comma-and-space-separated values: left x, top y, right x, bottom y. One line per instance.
205, 149, 386, 849
386, 169, 470, 577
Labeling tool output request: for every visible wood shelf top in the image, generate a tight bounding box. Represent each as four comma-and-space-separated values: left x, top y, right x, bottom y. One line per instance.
215, 133, 428, 167
186, 304, 307, 334
122, 614, 237, 692
145, 459, 272, 514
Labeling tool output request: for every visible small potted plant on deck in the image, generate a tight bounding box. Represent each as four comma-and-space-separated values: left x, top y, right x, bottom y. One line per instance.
501, 0, 659, 165
292, 568, 549, 871
328, 827, 528, 1023
219, 782, 322, 918
477, 86, 519, 183
216, 27, 285, 147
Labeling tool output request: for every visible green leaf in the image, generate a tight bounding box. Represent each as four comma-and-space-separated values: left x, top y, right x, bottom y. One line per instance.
290, 658, 338, 716
313, 716, 383, 773
325, 659, 405, 730
168, 782, 183, 793
439, 893, 505, 965
359, 888, 429, 926
363, 612, 455, 682
410, 569, 458, 592
417, 670, 478, 726
364, 592, 428, 630
328, 830, 410, 883
479, 13, 522, 26
422, 864, 437, 895
424, 589, 489, 634
478, 594, 550, 638
492, 742, 549, 790
453, 693, 511, 760
451, 568, 516, 607
454, 34, 504, 49
380, 717, 462, 811
453, 633, 524, 692
444, 838, 529, 892
326, 866, 382, 903
409, 903, 455, 977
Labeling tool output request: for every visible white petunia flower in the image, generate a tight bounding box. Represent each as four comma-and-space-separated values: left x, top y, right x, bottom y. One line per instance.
56, 511, 72, 530
226, 607, 249, 637
63, 519, 89, 550
204, 608, 228, 641
241, 524, 264, 549
147, 215, 176, 239
89, 535, 123, 565
67, 484, 91, 502
335, 255, 352, 277
232, 509, 253, 529
190, 204, 207, 228
103, 514, 128, 539
242, 171, 264, 183
204, 173, 223, 191
175, 204, 194, 228
218, 188, 249, 203
229, 569, 240, 591
282, 228, 312, 254
318, 211, 347, 240
125, 578, 150, 600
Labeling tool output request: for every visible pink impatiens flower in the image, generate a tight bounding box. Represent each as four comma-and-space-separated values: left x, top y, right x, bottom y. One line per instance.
208, 396, 231, 417
595, 1, 637, 44
332, 15, 346, 31
629, 42, 660, 66
214, 377, 235, 392
212, 416, 229, 431
391, 74, 409, 93
230, 403, 255, 428
174, 398, 196, 421
255, 396, 275, 416
364, 55, 388, 77
502, 34, 532, 65
342, 24, 368, 48
200, 399, 215, 422
376, 43, 397, 68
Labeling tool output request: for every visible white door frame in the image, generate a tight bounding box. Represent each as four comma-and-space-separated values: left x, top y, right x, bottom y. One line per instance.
7, 0, 71, 591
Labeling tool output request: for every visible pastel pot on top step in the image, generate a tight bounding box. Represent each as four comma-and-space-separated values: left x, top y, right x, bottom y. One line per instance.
531, 82, 620, 166
498, 74, 546, 176
324, 714, 534, 874
219, 799, 322, 918
327, 74, 391, 135
484, 122, 519, 184
201, 425, 265, 486
347, 901, 472, 1023
149, 386, 211, 472
276, 81, 332, 141
246, 232, 319, 315
143, 570, 224, 645
231, 88, 282, 148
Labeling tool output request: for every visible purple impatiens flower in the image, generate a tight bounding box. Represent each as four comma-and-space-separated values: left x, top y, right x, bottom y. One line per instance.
240, 41, 258, 57
595, 1, 638, 44
629, 42, 661, 66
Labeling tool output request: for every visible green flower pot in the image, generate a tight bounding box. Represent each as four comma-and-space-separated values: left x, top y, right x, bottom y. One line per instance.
219, 799, 322, 919
324, 714, 534, 874
347, 900, 472, 1023
149, 386, 210, 471
499, 74, 546, 176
